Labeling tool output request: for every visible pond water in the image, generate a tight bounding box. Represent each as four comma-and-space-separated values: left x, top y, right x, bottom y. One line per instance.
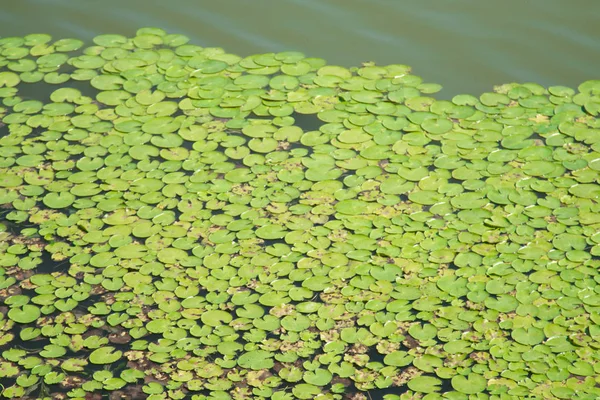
2, 0, 599, 97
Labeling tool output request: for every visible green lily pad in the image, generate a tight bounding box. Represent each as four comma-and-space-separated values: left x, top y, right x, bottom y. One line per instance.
142, 116, 181, 134
451, 192, 487, 209
43, 192, 75, 208
451, 373, 487, 394
335, 199, 369, 215
201, 310, 233, 327
422, 117, 453, 134
89, 346, 123, 365
94, 34, 128, 47
397, 166, 429, 181
408, 323, 437, 341
303, 368, 332, 386
407, 376, 442, 393
409, 190, 444, 205
383, 351, 414, 367
338, 128, 372, 144
40, 344, 67, 358
0, 173, 23, 187
413, 354, 443, 373
157, 247, 188, 264
0, 71, 20, 87
380, 176, 414, 195
146, 319, 170, 333
8, 305, 40, 324
568, 361, 594, 376
115, 244, 147, 259
511, 327, 545, 345
568, 183, 600, 199
256, 224, 287, 239
237, 350, 274, 370
551, 387, 576, 399
281, 315, 311, 332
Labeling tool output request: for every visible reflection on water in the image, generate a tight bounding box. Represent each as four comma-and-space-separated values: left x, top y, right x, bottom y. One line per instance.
1, 0, 599, 97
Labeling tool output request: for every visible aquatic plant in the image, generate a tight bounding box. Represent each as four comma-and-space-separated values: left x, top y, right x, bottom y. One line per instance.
0, 27, 600, 400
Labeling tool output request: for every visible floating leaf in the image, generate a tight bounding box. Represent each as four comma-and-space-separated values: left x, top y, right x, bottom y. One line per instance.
303, 368, 332, 386
201, 310, 233, 327
7, 305, 40, 324
335, 199, 369, 215
89, 346, 123, 365
383, 351, 414, 367
256, 224, 287, 239
237, 350, 274, 370
0, 173, 23, 187
43, 192, 75, 208
511, 327, 545, 345
407, 376, 441, 393
451, 373, 487, 394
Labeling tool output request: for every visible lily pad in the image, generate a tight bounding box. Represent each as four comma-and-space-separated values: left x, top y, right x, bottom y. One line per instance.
407, 376, 442, 393
383, 351, 414, 367
89, 346, 123, 365
256, 224, 287, 239
8, 305, 40, 324
237, 350, 274, 370
43, 192, 75, 208
451, 373, 487, 394
335, 199, 369, 215
0, 173, 23, 187
201, 310, 233, 327
303, 368, 332, 386
511, 327, 545, 345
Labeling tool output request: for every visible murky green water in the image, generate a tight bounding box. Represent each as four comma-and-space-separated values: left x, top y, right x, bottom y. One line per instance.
1, 0, 599, 97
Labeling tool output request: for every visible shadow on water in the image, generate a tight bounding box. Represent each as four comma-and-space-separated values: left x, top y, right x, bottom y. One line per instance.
242, 111, 324, 133
292, 112, 324, 132
0, 122, 7, 140
35, 248, 72, 275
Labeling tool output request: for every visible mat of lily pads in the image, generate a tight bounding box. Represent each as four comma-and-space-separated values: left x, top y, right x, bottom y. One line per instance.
0, 27, 599, 400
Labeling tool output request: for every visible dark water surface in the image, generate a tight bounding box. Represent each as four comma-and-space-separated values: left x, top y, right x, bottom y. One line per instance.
1, 0, 599, 97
